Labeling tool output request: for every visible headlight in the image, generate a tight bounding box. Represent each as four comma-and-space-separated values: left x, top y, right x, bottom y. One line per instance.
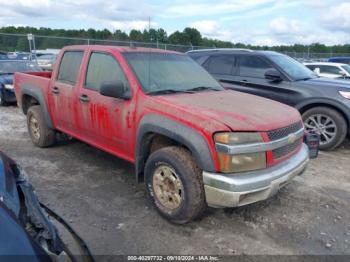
4, 84, 14, 90
339, 91, 350, 100
214, 132, 266, 173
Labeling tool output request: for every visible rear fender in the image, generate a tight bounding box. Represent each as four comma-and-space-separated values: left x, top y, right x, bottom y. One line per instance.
21, 84, 53, 128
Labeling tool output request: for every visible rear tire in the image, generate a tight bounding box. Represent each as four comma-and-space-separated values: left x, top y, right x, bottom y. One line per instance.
27, 105, 56, 147
302, 107, 347, 151
144, 146, 207, 224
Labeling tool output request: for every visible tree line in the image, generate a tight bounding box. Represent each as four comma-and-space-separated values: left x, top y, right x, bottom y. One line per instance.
0, 26, 349, 54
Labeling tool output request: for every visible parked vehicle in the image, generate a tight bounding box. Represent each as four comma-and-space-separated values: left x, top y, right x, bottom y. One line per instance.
0, 151, 67, 260
0, 60, 42, 106
14, 45, 317, 223
36, 53, 57, 71
188, 49, 350, 150
304, 62, 350, 79
328, 57, 350, 65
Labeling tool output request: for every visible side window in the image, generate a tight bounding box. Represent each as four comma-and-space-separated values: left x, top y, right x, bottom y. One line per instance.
206, 55, 235, 75
85, 52, 129, 91
305, 65, 316, 71
319, 65, 341, 75
57, 51, 83, 85
239, 56, 274, 78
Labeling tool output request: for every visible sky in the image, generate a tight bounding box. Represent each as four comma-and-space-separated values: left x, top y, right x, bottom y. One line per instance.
0, 0, 349, 46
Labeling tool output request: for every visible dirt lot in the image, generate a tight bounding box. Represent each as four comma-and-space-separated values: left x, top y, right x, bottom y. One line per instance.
1, 105, 350, 256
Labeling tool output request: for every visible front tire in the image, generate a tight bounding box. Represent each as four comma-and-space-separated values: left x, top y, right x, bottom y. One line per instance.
27, 105, 56, 147
302, 107, 347, 150
145, 146, 206, 224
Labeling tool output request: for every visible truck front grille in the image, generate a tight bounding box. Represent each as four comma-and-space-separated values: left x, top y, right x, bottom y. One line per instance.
267, 121, 303, 141
272, 138, 303, 159
267, 121, 304, 160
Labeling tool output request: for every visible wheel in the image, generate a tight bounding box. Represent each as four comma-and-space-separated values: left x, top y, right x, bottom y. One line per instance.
27, 105, 56, 147
0, 91, 7, 106
144, 146, 206, 224
302, 107, 347, 150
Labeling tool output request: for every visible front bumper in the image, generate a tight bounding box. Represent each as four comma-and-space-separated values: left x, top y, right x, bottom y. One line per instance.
203, 143, 309, 208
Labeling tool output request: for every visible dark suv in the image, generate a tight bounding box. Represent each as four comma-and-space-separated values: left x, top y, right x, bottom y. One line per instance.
188, 49, 350, 150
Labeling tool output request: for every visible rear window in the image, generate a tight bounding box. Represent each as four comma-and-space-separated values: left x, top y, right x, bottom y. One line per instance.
57, 51, 83, 85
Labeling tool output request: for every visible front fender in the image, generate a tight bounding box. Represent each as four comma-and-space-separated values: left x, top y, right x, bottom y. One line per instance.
295, 98, 350, 125
135, 114, 216, 181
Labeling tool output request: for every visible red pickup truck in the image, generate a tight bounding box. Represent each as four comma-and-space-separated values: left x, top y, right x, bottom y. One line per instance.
14, 45, 313, 223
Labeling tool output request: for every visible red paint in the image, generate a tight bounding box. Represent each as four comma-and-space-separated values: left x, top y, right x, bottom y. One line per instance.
14, 45, 303, 173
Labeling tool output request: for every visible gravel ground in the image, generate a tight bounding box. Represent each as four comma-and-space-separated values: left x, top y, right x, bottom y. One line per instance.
1, 105, 350, 256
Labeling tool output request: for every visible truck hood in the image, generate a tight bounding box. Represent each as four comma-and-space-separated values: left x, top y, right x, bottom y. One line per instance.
156, 90, 301, 131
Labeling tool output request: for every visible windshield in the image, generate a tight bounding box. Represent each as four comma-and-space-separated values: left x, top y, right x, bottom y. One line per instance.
0, 61, 42, 74
341, 65, 350, 74
123, 52, 223, 94
269, 54, 317, 81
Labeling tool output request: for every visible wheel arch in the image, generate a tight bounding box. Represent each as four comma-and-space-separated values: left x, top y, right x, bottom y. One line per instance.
135, 114, 216, 182
21, 84, 53, 128
296, 99, 350, 131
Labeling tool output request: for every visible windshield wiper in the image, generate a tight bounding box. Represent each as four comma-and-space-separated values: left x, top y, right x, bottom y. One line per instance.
186, 86, 222, 92
146, 89, 194, 95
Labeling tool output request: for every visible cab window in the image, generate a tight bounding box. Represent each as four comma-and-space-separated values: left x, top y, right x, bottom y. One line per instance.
57, 51, 83, 85
85, 52, 129, 91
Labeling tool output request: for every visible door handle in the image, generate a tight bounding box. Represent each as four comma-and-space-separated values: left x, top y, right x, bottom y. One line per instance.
79, 94, 90, 103
51, 86, 60, 94
240, 80, 249, 85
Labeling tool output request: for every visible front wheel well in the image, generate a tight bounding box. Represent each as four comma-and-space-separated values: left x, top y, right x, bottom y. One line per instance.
22, 94, 40, 114
299, 103, 349, 128
137, 133, 192, 182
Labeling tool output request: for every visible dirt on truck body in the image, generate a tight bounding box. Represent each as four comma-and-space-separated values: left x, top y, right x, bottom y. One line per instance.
14, 45, 318, 223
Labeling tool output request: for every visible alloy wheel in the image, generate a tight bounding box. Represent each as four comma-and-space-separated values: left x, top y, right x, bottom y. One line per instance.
152, 165, 184, 210
304, 114, 337, 145
29, 115, 41, 140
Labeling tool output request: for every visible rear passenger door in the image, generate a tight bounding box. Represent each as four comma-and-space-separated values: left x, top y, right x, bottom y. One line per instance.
76, 51, 132, 155
49, 50, 83, 134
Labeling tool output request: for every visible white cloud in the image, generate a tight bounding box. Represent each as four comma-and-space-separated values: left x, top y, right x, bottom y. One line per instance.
190, 20, 220, 37
269, 17, 303, 34
110, 21, 158, 32
162, 0, 273, 18
321, 2, 350, 32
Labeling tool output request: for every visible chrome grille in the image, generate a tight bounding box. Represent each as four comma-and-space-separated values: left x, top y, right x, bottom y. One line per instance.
267, 121, 303, 141
267, 121, 304, 160
272, 138, 303, 159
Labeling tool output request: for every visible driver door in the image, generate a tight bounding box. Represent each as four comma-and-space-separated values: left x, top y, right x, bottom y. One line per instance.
76, 50, 133, 156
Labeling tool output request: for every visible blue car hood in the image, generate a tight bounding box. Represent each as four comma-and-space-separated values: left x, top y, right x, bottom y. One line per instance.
0, 152, 21, 216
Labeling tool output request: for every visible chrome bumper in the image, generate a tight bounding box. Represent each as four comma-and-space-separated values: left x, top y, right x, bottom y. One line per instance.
203, 144, 309, 208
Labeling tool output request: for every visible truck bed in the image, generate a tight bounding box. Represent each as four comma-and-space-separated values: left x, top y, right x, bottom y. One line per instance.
14, 71, 52, 108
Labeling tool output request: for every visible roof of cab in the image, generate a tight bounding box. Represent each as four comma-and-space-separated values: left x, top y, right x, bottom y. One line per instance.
62, 45, 182, 54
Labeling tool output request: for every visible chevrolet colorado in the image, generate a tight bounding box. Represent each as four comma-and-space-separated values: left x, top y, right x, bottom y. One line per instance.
14, 45, 315, 223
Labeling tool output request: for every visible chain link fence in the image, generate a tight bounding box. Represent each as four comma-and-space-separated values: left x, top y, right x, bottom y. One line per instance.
1, 32, 350, 60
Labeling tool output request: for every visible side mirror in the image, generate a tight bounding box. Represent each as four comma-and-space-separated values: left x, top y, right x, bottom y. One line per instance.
314, 68, 321, 76
339, 71, 346, 77
265, 69, 282, 82
99, 80, 131, 100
